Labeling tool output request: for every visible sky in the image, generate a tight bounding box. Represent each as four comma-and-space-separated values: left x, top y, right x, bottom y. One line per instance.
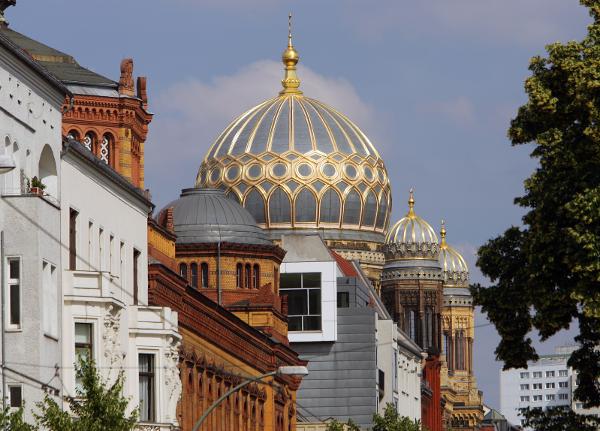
7, 0, 592, 411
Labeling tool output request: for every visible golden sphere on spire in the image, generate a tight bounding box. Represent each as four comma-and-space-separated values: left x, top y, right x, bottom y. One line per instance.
281, 13, 302, 94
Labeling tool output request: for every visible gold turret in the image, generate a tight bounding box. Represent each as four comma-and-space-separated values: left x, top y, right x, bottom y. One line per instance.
407, 188, 416, 217
280, 13, 302, 95
440, 219, 447, 247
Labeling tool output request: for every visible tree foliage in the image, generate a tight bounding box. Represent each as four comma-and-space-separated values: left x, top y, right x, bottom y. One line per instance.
326, 404, 423, 431
3, 359, 137, 431
471, 0, 600, 426
521, 406, 600, 431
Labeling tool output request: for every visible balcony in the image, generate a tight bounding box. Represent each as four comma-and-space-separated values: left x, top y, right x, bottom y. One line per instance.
63, 270, 123, 304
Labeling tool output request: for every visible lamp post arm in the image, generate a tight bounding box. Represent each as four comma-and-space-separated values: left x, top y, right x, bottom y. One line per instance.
191, 370, 277, 431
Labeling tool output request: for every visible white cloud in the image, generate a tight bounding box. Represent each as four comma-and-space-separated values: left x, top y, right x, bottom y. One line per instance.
417, 96, 475, 128
342, 0, 589, 46
145, 60, 379, 207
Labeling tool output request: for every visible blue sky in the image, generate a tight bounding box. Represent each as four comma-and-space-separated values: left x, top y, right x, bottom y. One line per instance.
8, 0, 591, 411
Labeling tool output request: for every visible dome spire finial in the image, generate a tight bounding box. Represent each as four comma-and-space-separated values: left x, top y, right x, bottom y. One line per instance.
280, 12, 302, 95
408, 188, 415, 217
440, 220, 447, 247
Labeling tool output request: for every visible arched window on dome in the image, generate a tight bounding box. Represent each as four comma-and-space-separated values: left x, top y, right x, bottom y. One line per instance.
294, 188, 316, 223
319, 188, 341, 225
268, 188, 291, 224
376, 192, 388, 229
245, 188, 266, 224
342, 189, 362, 225
236, 263, 243, 288
362, 191, 377, 227
190, 263, 198, 289
227, 191, 242, 204
100, 133, 113, 166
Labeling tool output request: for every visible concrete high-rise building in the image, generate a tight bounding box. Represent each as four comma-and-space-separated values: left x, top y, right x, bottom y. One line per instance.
500, 345, 577, 429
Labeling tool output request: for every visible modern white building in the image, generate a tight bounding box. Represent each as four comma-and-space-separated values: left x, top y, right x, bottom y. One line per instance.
0, 30, 68, 421
60, 138, 181, 429
500, 345, 576, 429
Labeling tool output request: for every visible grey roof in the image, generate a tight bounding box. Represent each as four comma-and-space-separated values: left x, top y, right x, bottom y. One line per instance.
281, 234, 334, 263
0, 28, 116, 87
163, 188, 272, 246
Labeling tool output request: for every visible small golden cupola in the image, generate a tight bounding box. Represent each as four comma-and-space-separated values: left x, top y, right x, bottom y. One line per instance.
385, 189, 439, 260
438, 221, 469, 287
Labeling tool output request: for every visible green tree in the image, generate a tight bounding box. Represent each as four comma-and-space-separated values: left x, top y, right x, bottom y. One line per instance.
471, 0, 600, 426
36, 358, 138, 431
325, 418, 361, 431
372, 404, 423, 431
521, 407, 600, 431
0, 406, 37, 431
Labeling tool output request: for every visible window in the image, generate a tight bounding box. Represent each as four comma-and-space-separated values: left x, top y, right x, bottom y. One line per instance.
559, 394, 569, 400
236, 263, 243, 288
100, 134, 112, 165
546, 382, 555, 389
559, 381, 568, 388
245, 264, 251, 289
190, 263, 198, 288
253, 264, 260, 289
520, 396, 530, 402
520, 384, 530, 390
520, 372, 529, 379
576, 403, 583, 409
533, 383, 543, 390
533, 371, 542, 378
179, 263, 188, 281
75, 323, 93, 387
559, 370, 568, 377
546, 394, 555, 401
138, 354, 155, 422
109, 235, 114, 274
280, 272, 321, 331
133, 249, 140, 305
546, 371, 555, 378
201, 263, 209, 288
120, 242, 126, 291
88, 221, 94, 269
8, 385, 22, 408
337, 291, 350, 308
42, 262, 58, 337
69, 209, 78, 270
533, 395, 542, 401
7, 257, 20, 328
98, 228, 104, 271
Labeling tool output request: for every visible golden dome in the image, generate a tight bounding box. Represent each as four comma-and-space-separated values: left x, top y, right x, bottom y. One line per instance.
439, 221, 469, 287
196, 19, 391, 244
385, 189, 438, 245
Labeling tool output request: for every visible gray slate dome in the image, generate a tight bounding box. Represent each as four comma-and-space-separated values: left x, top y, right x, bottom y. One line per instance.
163, 188, 272, 246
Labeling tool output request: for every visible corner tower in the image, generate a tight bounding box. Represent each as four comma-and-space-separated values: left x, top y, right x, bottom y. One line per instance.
197, 16, 392, 287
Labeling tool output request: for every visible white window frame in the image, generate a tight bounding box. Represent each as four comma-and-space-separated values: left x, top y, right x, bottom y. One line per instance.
138, 349, 159, 423
74, 320, 95, 389
6, 256, 22, 331
41, 260, 58, 338
7, 384, 23, 409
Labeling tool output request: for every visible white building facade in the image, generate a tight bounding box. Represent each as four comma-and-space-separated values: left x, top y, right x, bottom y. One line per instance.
500, 346, 576, 429
60, 139, 181, 429
0, 31, 67, 421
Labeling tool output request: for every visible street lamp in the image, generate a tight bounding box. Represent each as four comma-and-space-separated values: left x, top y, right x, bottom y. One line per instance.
192, 365, 308, 431
0, 154, 15, 174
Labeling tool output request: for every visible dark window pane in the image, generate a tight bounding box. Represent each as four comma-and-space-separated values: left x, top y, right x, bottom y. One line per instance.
286, 290, 307, 315
245, 189, 266, 224
319, 189, 341, 224
309, 290, 321, 314
190, 263, 198, 288
269, 188, 291, 223
343, 189, 361, 225
139, 353, 155, 422
295, 189, 317, 222
362, 192, 377, 227
280, 273, 301, 289
288, 316, 302, 331
337, 292, 350, 308
10, 284, 19, 325
303, 316, 321, 330
376, 193, 388, 229
9, 386, 22, 408
9, 259, 19, 279
179, 263, 187, 280
302, 273, 321, 288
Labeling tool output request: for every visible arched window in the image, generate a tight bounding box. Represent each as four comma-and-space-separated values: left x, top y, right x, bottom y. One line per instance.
294, 188, 316, 223
83, 132, 96, 153
100, 133, 113, 165
38, 144, 57, 198
245, 264, 252, 289
201, 262, 209, 288
236, 263, 243, 288
245, 188, 266, 224
274, 267, 278, 293
362, 191, 377, 227
67, 130, 80, 141
319, 188, 341, 224
253, 264, 260, 289
190, 263, 198, 288
376, 192, 388, 229
268, 188, 291, 224
179, 263, 188, 280
343, 189, 361, 225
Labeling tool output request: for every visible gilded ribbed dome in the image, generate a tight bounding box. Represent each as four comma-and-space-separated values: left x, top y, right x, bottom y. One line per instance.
196, 27, 391, 243
439, 222, 469, 287
385, 190, 438, 245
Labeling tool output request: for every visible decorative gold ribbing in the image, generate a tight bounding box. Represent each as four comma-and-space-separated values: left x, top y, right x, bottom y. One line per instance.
280, 13, 302, 95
